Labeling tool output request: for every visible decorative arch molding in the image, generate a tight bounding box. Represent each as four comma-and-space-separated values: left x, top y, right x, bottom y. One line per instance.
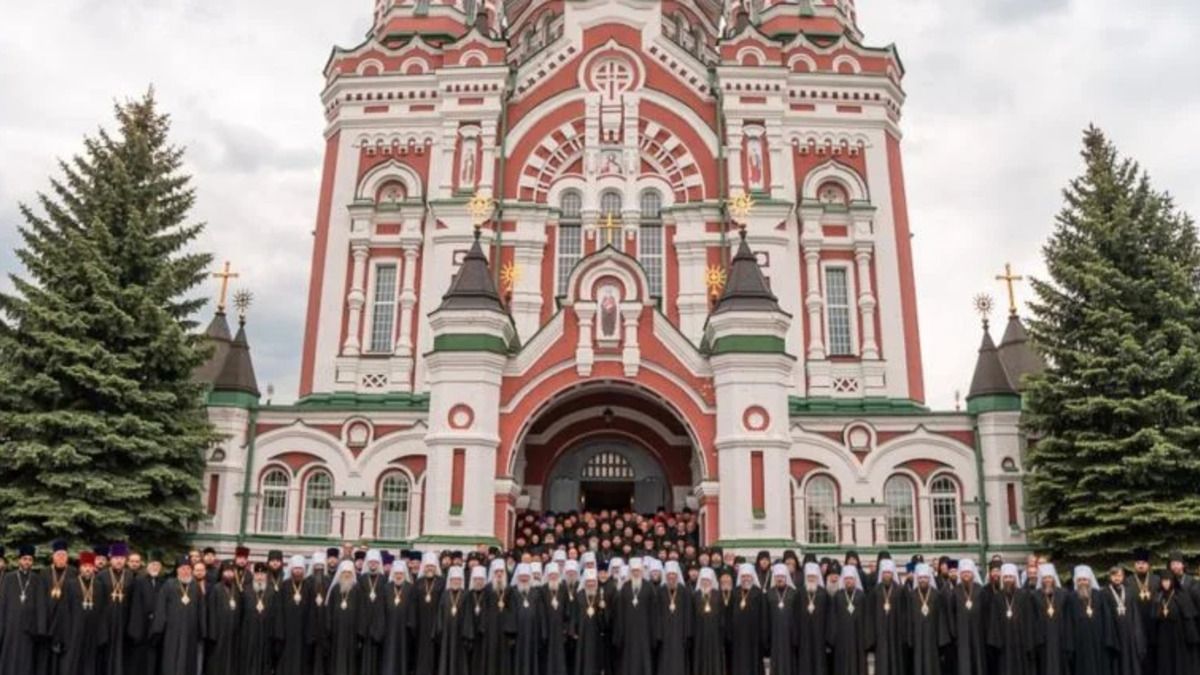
577, 39, 647, 93
736, 46, 769, 67
799, 159, 869, 202
787, 53, 818, 73
254, 427, 354, 485
864, 428, 976, 479
565, 246, 654, 307
542, 437, 671, 512
832, 54, 863, 74
355, 158, 426, 201
788, 130, 872, 153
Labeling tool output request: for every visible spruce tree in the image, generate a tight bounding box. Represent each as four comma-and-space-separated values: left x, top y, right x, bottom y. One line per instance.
0, 91, 218, 553
1024, 126, 1200, 560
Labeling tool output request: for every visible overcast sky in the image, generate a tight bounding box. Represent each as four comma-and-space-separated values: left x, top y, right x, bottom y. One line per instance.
1, 0, 1197, 410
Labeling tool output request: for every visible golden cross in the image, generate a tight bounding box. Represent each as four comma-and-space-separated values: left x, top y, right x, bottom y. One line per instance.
212, 261, 239, 313
598, 212, 622, 246
994, 262, 1024, 317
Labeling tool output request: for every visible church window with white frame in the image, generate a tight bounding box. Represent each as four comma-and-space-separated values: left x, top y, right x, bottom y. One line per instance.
368, 264, 398, 353
805, 475, 838, 545
824, 267, 854, 356
884, 475, 916, 543
377, 473, 412, 540
260, 469, 289, 534
599, 190, 622, 248
931, 475, 961, 541
638, 189, 663, 297
556, 190, 583, 295
301, 471, 334, 537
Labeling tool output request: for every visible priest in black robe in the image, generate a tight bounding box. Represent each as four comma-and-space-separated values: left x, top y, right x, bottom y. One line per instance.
151, 557, 204, 675
1128, 549, 1159, 675
542, 562, 571, 675
827, 564, 870, 675
408, 552, 444, 675
97, 542, 133, 675
613, 557, 657, 675
356, 550, 387, 675
507, 563, 546, 675
381, 561, 413, 675
0, 545, 48, 675
764, 563, 799, 675
693, 568, 724, 675
59, 551, 110, 675
1031, 563, 1071, 675
278, 555, 314, 675
948, 559, 987, 675
471, 560, 511, 675
1149, 573, 1199, 675
729, 563, 764, 675
986, 563, 1036, 675
43, 539, 78, 675
797, 562, 829, 675
1103, 566, 1144, 675
1066, 565, 1113, 675
126, 554, 165, 675
308, 553, 332, 675
435, 566, 474, 675
868, 558, 905, 675
573, 567, 609, 675
205, 561, 242, 675
326, 561, 361, 675
238, 563, 283, 675
656, 560, 691, 675
905, 563, 950, 675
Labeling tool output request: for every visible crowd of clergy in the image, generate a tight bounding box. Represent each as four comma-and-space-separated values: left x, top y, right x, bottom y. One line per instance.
0, 532, 1197, 675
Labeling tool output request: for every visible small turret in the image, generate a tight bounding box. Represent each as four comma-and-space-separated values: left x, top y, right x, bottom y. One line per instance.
966, 320, 1020, 414
997, 314, 1044, 391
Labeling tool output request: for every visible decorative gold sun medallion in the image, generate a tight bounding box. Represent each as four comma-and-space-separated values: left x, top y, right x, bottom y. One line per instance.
466, 192, 495, 226
727, 193, 755, 223
500, 261, 522, 292
705, 265, 728, 298
972, 293, 995, 321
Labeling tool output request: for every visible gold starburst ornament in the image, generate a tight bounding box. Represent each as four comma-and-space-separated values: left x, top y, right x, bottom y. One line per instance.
727, 193, 755, 223
972, 293, 995, 321
500, 261, 522, 292
466, 192, 495, 226
705, 265, 728, 298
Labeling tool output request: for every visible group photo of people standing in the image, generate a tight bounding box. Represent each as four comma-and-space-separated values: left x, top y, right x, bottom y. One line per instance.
0, 509, 1196, 675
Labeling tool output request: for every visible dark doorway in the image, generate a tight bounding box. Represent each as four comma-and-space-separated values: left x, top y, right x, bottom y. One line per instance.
581, 481, 634, 510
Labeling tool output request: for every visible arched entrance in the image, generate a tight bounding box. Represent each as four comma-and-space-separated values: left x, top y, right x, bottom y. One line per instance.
544, 439, 669, 513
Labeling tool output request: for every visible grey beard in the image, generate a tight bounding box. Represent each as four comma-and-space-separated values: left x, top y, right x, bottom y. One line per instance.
806, 582, 819, 592
517, 582, 530, 593
631, 579, 642, 593
1077, 587, 1091, 599
253, 582, 266, 592
339, 579, 355, 595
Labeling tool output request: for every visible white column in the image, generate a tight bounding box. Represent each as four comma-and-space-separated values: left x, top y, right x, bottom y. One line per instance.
620, 304, 641, 376
343, 242, 370, 355
396, 244, 419, 357
855, 244, 879, 360
725, 119, 744, 191
804, 248, 825, 360
574, 305, 595, 376
478, 120, 498, 195
438, 120, 459, 197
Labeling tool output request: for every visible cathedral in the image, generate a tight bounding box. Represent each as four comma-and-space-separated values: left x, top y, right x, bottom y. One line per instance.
194, 0, 1041, 558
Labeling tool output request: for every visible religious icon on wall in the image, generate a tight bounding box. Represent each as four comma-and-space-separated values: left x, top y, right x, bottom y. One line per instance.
459, 136, 478, 189
745, 125, 766, 191
598, 284, 620, 339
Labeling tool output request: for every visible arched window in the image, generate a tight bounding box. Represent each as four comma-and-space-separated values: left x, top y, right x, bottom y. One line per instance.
805, 476, 838, 545
931, 476, 961, 541
301, 471, 334, 537
556, 190, 583, 295
581, 451, 635, 480
883, 476, 916, 543
599, 190, 623, 247
638, 189, 664, 297
260, 469, 290, 534
377, 473, 412, 540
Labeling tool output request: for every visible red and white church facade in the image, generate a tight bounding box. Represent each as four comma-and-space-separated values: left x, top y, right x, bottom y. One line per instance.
195, 0, 1039, 557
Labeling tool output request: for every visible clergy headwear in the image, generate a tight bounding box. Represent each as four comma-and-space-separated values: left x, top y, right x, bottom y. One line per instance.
581, 551, 597, 567
92, 544, 109, 557
326, 547, 341, 559
582, 567, 598, 584
545, 562, 561, 580
382, 552, 395, 567
629, 558, 644, 571
1169, 550, 1185, 564
310, 553, 324, 574
421, 551, 440, 575
80, 552, 97, 567
268, 550, 284, 562
18, 544, 35, 558
328, 560, 356, 604
1133, 547, 1152, 563
530, 561, 543, 577
289, 555, 307, 572
448, 566, 464, 581
698, 567, 717, 589
253, 562, 268, 574
221, 560, 237, 573
1000, 563, 1020, 581
353, 550, 366, 561
235, 546, 251, 558
564, 560, 579, 575
772, 563, 795, 588
176, 556, 191, 570
958, 558, 978, 582
738, 563, 760, 587
52, 539, 68, 553
553, 549, 567, 563
109, 543, 129, 558
914, 563, 937, 589
1038, 563, 1060, 587
1073, 565, 1098, 590
514, 563, 532, 580
804, 562, 822, 580
879, 558, 897, 577
648, 558, 664, 578
365, 549, 383, 566
470, 565, 487, 584
839, 564, 862, 590
664, 560, 683, 586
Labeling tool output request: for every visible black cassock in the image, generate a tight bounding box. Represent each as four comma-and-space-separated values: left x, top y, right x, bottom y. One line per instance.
613, 581, 657, 675
827, 588, 870, 675
278, 577, 314, 675
1128, 575, 1159, 675
868, 582, 906, 675
59, 575, 110, 675
1066, 589, 1113, 675
355, 574, 387, 675
728, 587, 764, 675
1032, 588, 1071, 675
657, 583, 692, 675
542, 584, 571, 675
1149, 588, 1199, 675
507, 587, 546, 675
308, 575, 331, 675
381, 581, 412, 675
764, 586, 798, 675
796, 587, 829, 675
563, 584, 579, 674
97, 568, 133, 675
435, 589, 474, 675
43, 565, 78, 675
408, 576, 445, 675
986, 589, 1036, 675
325, 584, 359, 675
1103, 584, 1144, 675
151, 579, 204, 675
904, 586, 949, 675
205, 582, 242, 675
948, 582, 987, 675
126, 573, 164, 675
0, 569, 48, 675
469, 586, 510, 675
238, 586, 283, 675
692, 589, 724, 675
572, 589, 609, 675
